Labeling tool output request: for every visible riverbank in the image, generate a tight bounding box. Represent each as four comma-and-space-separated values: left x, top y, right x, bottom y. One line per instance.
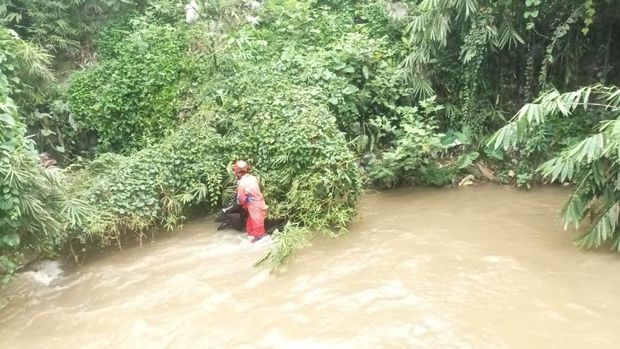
4, 181, 570, 284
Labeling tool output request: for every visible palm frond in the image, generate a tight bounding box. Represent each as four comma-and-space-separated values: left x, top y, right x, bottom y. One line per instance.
489, 85, 620, 151
574, 203, 620, 249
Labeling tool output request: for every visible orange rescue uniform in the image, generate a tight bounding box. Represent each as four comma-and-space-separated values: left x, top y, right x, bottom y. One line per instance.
236, 174, 268, 238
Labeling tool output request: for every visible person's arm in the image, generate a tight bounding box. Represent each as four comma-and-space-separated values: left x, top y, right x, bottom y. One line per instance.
236, 182, 248, 208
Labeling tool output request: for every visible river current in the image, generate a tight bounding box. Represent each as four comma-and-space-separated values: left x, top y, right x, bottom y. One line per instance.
2, 185, 620, 348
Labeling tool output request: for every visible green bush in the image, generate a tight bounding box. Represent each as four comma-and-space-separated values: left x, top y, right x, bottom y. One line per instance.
67, 23, 195, 153
417, 163, 458, 187
69, 93, 361, 266
69, 114, 227, 245
367, 100, 447, 188
0, 0, 138, 55
252, 1, 410, 138
0, 28, 92, 280
0, 93, 67, 277
211, 85, 362, 226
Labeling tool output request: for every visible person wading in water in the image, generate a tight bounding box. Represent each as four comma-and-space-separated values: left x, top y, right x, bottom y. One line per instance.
233, 160, 268, 242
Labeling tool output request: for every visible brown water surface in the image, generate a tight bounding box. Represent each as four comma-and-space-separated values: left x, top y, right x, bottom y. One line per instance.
2, 185, 620, 348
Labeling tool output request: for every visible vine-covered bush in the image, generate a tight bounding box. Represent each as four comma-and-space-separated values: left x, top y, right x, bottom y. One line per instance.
69, 99, 361, 266
69, 114, 228, 245
210, 84, 363, 226
67, 23, 195, 153
252, 1, 411, 139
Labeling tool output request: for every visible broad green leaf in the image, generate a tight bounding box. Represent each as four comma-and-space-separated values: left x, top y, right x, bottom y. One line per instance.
342, 84, 358, 95
558, 159, 574, 182
575, 203, 620, 248
562, 194, 586, 229
0, 113, 15, 126
456, 151, 479, 169
484, 146, 504, 161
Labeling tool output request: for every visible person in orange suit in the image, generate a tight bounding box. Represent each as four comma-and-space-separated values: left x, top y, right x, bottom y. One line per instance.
233, 160, 268, 242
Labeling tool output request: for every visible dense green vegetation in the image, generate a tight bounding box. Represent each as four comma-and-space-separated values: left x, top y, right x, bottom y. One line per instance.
1, 0, 619, 278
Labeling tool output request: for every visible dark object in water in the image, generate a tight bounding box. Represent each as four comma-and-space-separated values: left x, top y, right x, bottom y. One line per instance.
215, 199, 285, 234
215, 200, 246, 231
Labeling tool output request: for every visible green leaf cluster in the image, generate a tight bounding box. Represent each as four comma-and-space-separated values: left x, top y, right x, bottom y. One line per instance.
491, 85, 620, 251
0, 30, 90, 276
67, 23, 196, 153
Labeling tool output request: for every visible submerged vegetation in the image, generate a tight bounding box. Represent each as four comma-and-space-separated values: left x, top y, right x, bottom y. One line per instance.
1, 0, 619, 278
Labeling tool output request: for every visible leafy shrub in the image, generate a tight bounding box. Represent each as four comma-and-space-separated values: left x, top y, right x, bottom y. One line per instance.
0, 29, 93, 280
0, 0, 138, 55
253, 1, 410, 138
69, 93, 361, 266
200, 76, 364, 263
67, 23, 195, 153
210, 85, 362, 227
69, 114, 227, 245
417, 163, 458, 187
0, 95, 65, 277
488, 100, 600, 188
367, 100, 447, 188
0, 27, 55, 121
0, 71, 81, 279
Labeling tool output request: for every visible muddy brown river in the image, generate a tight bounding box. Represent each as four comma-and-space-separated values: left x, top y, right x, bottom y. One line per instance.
2, 185, 620, 348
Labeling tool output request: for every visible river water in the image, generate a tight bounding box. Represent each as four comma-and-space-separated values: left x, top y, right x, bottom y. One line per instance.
2, 185, 620, 348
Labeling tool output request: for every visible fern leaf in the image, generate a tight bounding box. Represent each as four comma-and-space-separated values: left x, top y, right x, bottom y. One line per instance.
561, 193, 587, 229
558, 158, 575, 182
582, 86, 592, 110
490, 122, 518, 150
515, 103, 544, 124
562, 133, 605, 163
574, 203, 620, 249
606, 88, 620, 108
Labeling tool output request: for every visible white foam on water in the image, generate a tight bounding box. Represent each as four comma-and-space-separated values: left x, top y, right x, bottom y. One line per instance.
258, 328, 333, 349
21, 260, 64, 286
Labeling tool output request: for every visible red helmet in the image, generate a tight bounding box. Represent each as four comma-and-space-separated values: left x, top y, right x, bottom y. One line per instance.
233, 160, 250, 176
